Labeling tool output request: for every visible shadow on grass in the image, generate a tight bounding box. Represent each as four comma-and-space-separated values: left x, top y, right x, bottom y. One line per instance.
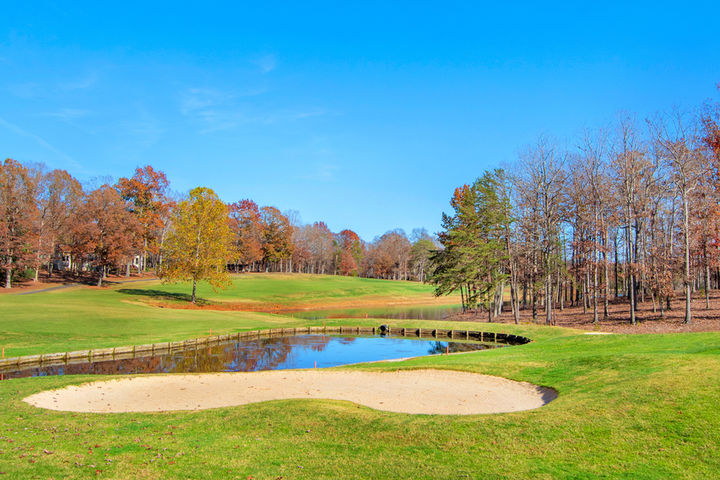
117, 288, 214, 306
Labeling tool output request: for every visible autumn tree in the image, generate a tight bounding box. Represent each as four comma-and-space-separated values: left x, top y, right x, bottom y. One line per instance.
0, 159, 38, 288
653, 110, 709, 324
366, 230, 411, 280
228, 200, 264, 271
577, 128, 614, 322
291, 225, 313, 273
161, 187, 233, 303
336, 229, 363, 276
117, 166, 170, 273
78, 185, 142, 286
259, 206, 293, 271
610, 116, 652, 324
33, 168, 83, 280
701, 84, 720, 170
514, 140, 567, 325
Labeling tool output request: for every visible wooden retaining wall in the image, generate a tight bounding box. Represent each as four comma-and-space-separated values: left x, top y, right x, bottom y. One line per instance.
0, 326, 531, 374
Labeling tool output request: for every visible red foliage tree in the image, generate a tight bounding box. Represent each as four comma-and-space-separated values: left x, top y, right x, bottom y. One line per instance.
0, 159, 39, 287
336, 229, 363, 276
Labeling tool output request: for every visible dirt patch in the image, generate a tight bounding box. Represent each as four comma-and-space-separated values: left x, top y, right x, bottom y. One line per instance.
23, 370, 556, 415
447, 292, 720, 334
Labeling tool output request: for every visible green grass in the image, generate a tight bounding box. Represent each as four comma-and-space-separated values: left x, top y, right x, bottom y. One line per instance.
0, 274, 449, 356
1, 274, 719, 478
126, 273, 442, 305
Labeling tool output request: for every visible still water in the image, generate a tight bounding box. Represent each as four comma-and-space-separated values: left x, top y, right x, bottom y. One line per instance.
5, 335, 499, 380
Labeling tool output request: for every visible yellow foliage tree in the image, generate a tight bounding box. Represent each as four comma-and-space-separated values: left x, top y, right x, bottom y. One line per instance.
161, 187, 232, 303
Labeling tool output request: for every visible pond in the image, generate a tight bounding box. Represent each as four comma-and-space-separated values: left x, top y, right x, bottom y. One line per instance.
3, 334, 500, 380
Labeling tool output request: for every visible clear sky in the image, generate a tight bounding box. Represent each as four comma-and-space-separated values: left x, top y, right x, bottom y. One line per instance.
1, 2, 719, 241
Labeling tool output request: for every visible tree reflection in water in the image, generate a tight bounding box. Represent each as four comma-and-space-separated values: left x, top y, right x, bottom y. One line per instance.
427, 341, 496, 355
5, 335, 498, 379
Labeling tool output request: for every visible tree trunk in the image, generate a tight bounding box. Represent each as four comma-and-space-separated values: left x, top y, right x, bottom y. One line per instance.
651, 292, 656, 313
531, 287, 537, 323
629, 273, 636, 325
593, 212, 599, 324
494, 281, 505, 317
626, 215, 636, 325
142, 238, 148, 276
704, 242, 710, 310
545, 273, 553, 325
603, 227, 610, 319
614, 233, 619, 299
511, 278, 519, 324
191, 278, 197, 304
557, 272, 563, 311
683, 197, 691, 324
660, 296, 665, 317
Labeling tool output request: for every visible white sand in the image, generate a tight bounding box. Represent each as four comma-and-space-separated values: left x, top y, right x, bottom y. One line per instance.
23, 369, 557, 415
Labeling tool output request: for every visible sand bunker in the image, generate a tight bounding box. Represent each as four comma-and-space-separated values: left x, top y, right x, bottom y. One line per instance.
24, 369, 557, 415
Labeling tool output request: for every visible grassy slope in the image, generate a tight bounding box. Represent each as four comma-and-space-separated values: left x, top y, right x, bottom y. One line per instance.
121, 273, 441, 304
1, 275, 719, 478
0, 274, 448, 356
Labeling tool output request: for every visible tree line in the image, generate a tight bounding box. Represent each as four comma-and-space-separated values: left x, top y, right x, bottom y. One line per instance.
430, 92, 720, 326
0, 161, 436, 291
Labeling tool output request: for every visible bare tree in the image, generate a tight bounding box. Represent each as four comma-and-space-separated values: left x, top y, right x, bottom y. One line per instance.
610, 115, 651, 325
652, 109, 709, 324
515, 138, 567, 325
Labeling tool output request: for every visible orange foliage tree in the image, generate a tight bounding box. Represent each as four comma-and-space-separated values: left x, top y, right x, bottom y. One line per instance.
0, 159, 39, 288
228, 200, 264, 271
117, 165, 170, 273
76, 185, 142, 286
336, 229, 363, 276
260, 206, 293, 271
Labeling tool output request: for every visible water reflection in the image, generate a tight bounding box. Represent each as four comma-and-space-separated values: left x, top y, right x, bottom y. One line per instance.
4, 335, 498, 380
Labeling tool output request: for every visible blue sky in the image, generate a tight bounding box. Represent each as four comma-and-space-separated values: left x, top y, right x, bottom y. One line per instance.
1, 2, 719, 240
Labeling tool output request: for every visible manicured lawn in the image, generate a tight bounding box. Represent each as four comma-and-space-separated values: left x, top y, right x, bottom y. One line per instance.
1, 327, 718, 479
1, 275, 719, 478
0, 274, 451, 357
119, 273, 442, 305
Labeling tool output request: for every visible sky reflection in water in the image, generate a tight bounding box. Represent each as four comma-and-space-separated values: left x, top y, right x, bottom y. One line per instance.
5, 335, 498, 379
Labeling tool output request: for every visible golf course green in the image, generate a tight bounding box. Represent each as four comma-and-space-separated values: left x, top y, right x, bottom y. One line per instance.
1, 274, 718, 478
